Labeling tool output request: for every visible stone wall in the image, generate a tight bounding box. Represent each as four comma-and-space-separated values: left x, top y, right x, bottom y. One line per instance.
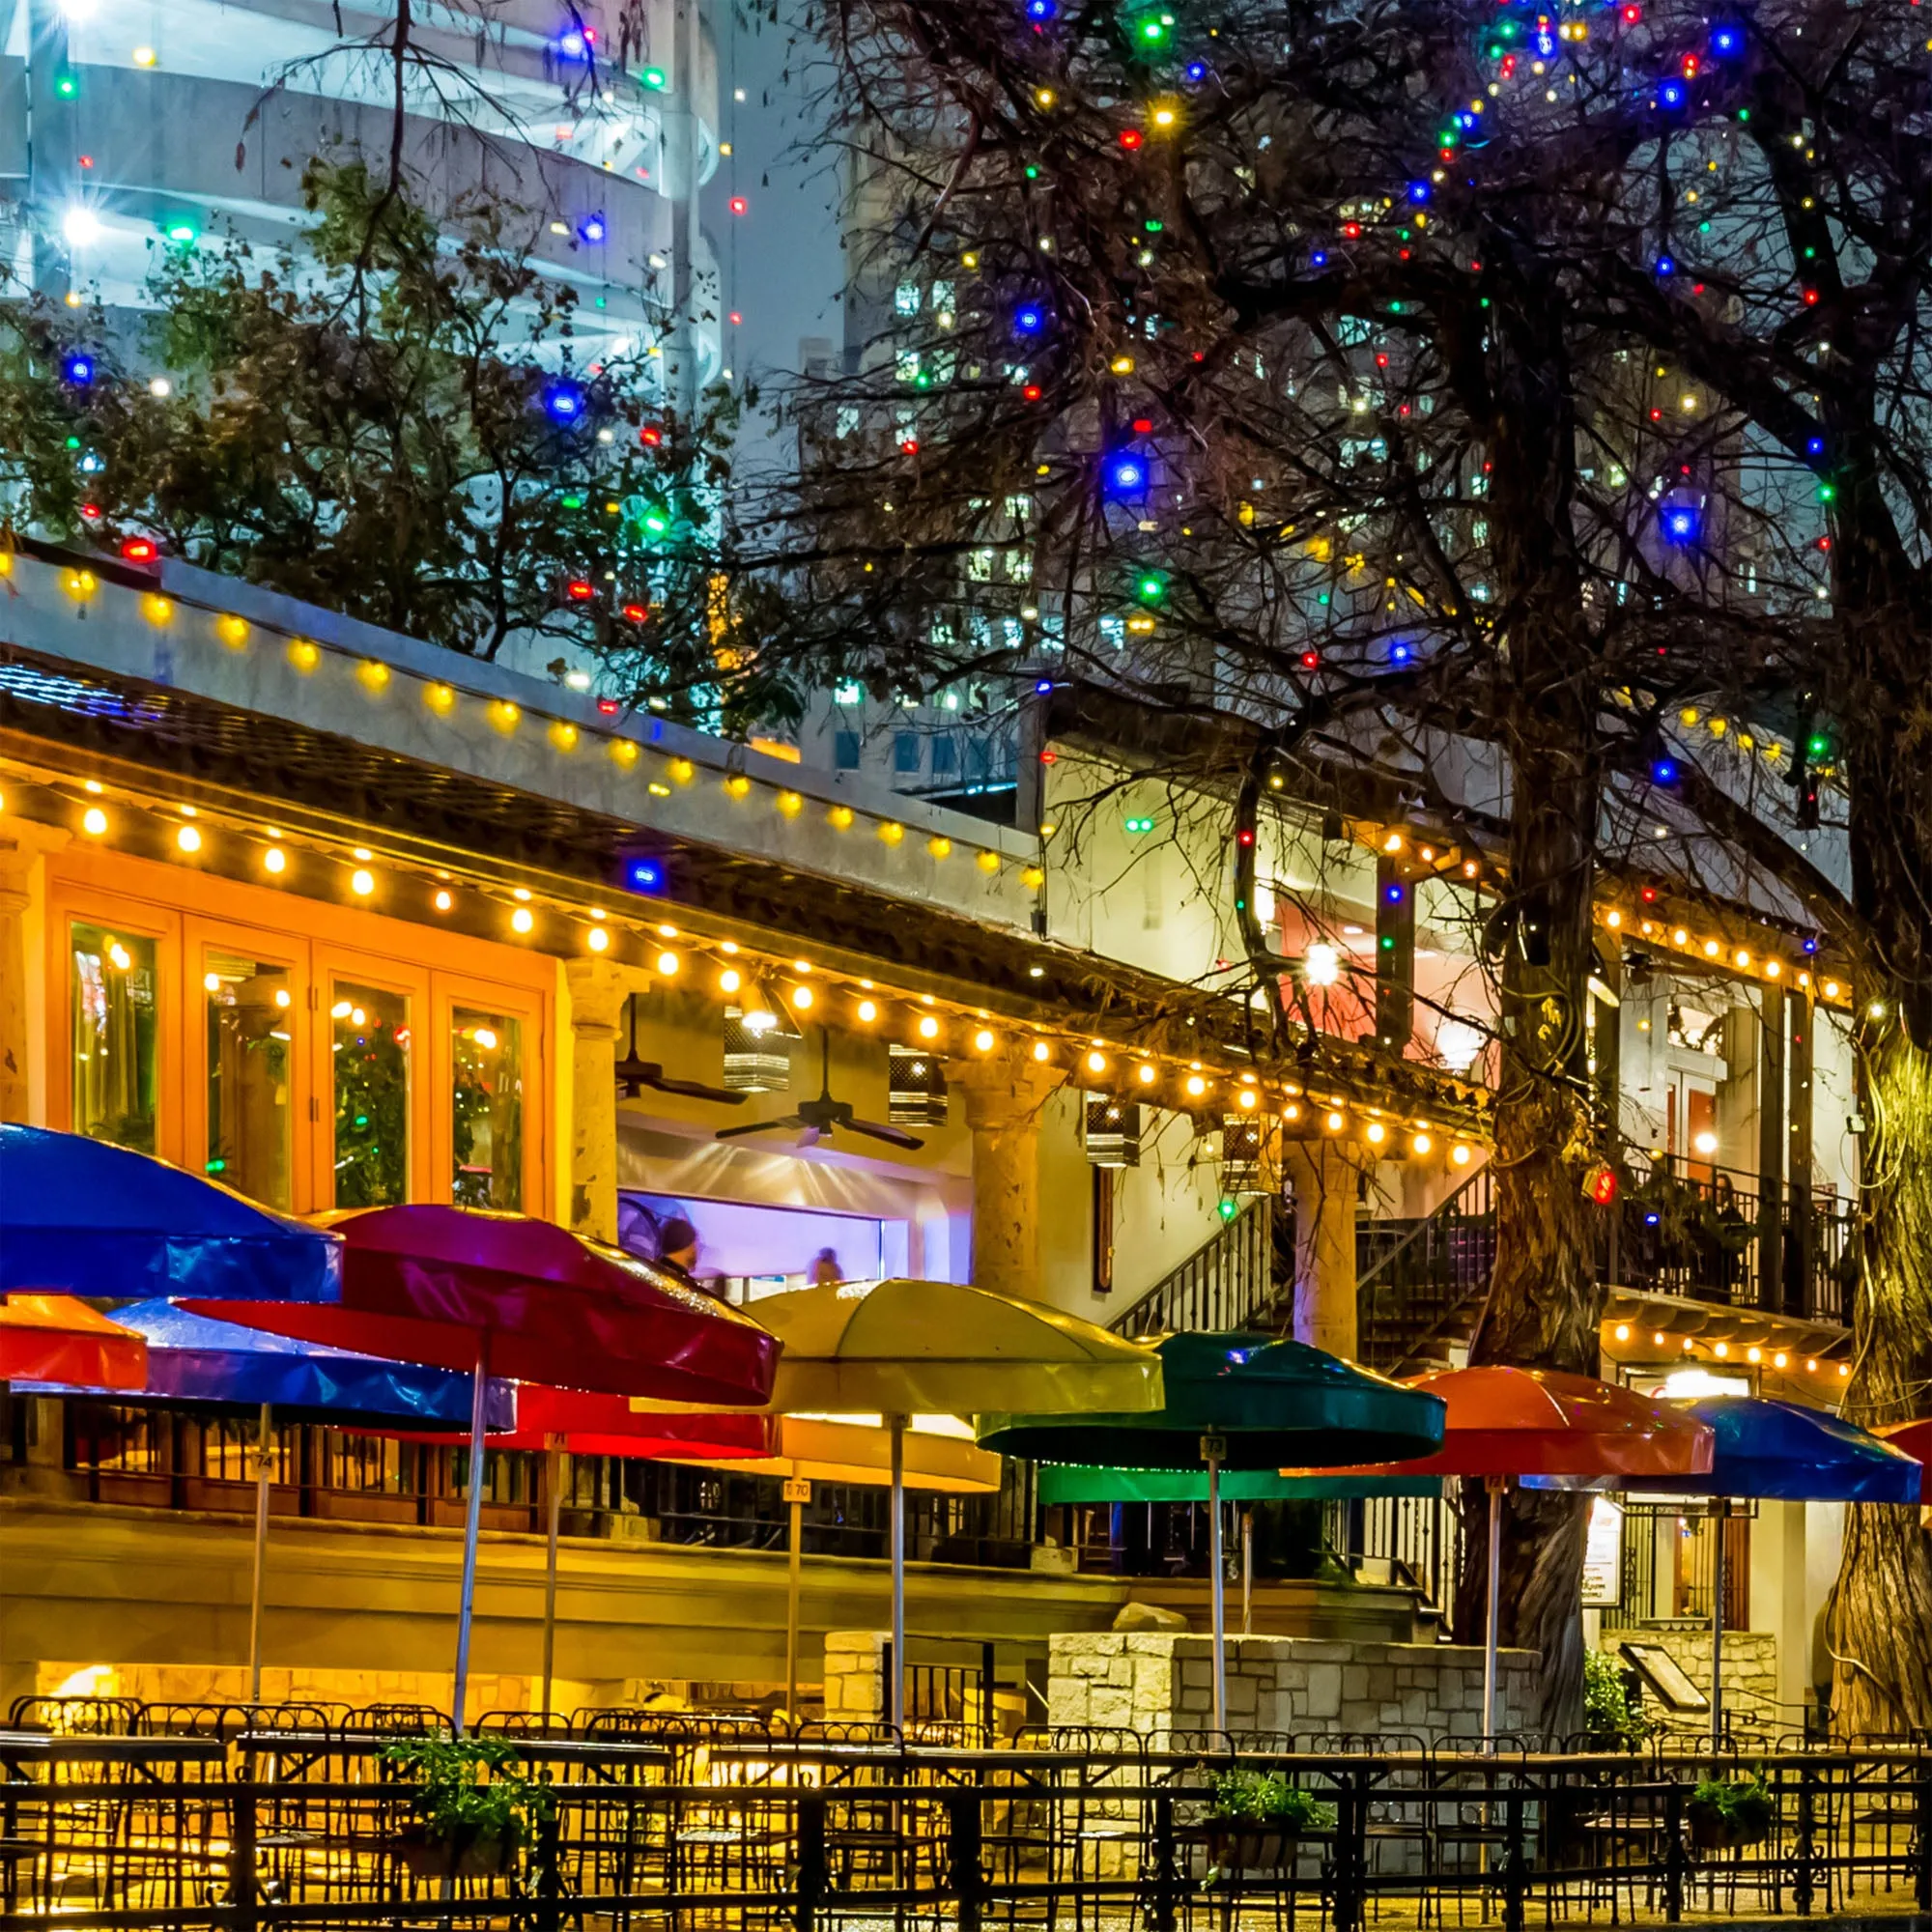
1049, 1633, 1538, 1744
821, 1632, 887, 1721
1598, 1627, 1779, 1735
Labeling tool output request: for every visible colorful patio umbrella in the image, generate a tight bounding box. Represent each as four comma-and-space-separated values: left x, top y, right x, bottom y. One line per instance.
980, 1332, 1445, 1730
1037, 1463, 1442, 1656
492, 1387, 776, 1724
1621, 1397, 1921, 1747
1877, 1418, 1932, 1500
17, 1297, 513, 1699
189, 1205, 781, 1730
0, 1124, 340, 1305
686, 1278, 1160, 1726
1336, 1366, 1714, 1741
676, 1413, 1004, 1719
0, 1294, 148, 1389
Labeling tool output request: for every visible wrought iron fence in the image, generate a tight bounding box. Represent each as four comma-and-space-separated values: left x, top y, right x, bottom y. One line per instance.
0, 1718, 1925, 1932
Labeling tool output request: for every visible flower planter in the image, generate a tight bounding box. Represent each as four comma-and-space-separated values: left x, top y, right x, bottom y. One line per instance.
1203, 1821, 1302, 1872
1687, 1803, 1770, 1852
393, 1825, 521, 1879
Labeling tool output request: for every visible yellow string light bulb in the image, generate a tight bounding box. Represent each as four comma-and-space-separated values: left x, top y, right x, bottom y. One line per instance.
351, 868, 376, 897
1086, 1050, 1107, 1075
425, 683, 456, 716
791, 985, 814, 1011
719, 967, 743, 994
656, 951, 680, 976
828, 804, 855, 830
1138, 1064, 1157, 1085
668, 757, 696, 784
777, 790, 804, 818
81, 806, 108, 837
1324, 1111, 1345, 1133
175, 824, 202, 854
1365, 1122, 1388, 1146
143, 593, 173, 626
489, 700, 521, 735
288, 639, 321, 673
1184, 1074, 1208, 1098
1031, 1040, 1051, 1063
511, 905, 534, 933
610, 738, 639, 769
64, 570, 97, 602
917, 1014, 940, 1040
974, 1029, 995, 1052
263, 846, 287, 875
587, 926, 611, 953
549, 721, 579, 752
356, 660, 391, 695
1021, 866, 1045, 889
878, 821, 905, 846
976, 850, 1001, 873
856, 999, 878, 1022
433, 889, 452, 912
928, 836, 952, 860
1411, 1132, 1432, 1155
724, 774, 753, 799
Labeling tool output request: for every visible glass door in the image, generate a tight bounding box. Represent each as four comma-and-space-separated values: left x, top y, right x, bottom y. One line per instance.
312, 951, 431, 1208
430, 971, 547, 1211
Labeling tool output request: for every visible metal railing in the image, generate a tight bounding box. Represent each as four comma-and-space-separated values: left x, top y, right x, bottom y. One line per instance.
0, 1720, 1926, 1932
1110, 1196, 1285, 1338
1355, 1165, 1497, 1375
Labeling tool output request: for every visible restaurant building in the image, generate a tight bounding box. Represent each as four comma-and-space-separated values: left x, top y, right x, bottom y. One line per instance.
0, 536, 1871, 1734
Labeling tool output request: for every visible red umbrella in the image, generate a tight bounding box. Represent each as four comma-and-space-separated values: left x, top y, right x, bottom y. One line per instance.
1877, 1419, 1932, 1501
188, 1206, 781, 1729
1316, 1367, 1714, 1740
501, 1389, 775, 1721
0, 1294, 148, 1389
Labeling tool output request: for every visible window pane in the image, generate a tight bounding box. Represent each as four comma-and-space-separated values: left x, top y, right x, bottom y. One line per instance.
452, 1009, 523, 1209
205, 952, 294, 1208
71, 922, 158, 1152
331, 982, 411, 1207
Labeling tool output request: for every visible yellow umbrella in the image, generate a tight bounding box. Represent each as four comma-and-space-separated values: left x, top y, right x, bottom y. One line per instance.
645, 1279, 1161, 1724
678, 1413, 1003, 1717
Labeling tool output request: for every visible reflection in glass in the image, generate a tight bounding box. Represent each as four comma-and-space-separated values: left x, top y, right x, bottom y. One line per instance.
451, 1009, 523, 1208
71, 922, 159, 1152
206, 952, 294, 1208
332, 981, 411, 1207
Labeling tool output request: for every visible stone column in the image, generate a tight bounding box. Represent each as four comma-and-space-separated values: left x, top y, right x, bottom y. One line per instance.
950, 1054, 1062, 1301
564, 959, 634, 1244
1282, 1140, 1371, 1359
0, 820, 69, 1124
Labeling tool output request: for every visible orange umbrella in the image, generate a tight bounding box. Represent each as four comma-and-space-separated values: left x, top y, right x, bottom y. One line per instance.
1318, 1367, 1714, 1740
0, 1294, 147, 1389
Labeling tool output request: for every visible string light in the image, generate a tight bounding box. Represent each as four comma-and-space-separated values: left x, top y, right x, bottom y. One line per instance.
81, 807, 108, 836
974, 1029, 996, 1052
918, 1014, 941, 1040
175, 825, 202, 854
857, 998, 878, 1021
433, 890, 453, 912
720, 968, 744, 994
656, 951, 680, 975
351, 868, 376, 896
587, 926, 611, 952
511, 905, 534, 933
263, 846, 287, 875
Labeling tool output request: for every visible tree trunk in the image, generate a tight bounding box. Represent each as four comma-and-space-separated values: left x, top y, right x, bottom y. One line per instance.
1447, 291, 1610, 1739
1826, 1023, 1932, 1737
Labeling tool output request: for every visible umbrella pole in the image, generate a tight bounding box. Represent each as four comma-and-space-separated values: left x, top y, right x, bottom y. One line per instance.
1710, 1497, 1727, 1754
541, 1435, 563, 1724
785, 1488, 805, 1719
1241, 1510, 1253, 1637
451, 1338, 490, 1737
1207, 1444, 1226, 1736
248, 1403, 271, 1705
889, 1414, 906, 1731
1482, 1475, 1505, 1748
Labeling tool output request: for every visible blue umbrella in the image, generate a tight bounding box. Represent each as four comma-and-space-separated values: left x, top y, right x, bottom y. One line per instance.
21, 1299, 513, 1698
0, 1125, 340, 1305
1628, 1398, 1920, 1747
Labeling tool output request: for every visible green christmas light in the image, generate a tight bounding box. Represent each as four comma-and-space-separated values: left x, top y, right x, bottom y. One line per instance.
1216, 1196, 1239, 1221
1124, 814, 1156, 834
1135, 571, 1167, 603
641, 66, 668, 88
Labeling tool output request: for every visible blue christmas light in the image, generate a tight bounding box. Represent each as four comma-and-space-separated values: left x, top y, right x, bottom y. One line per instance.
1807, 437, 1825, 458
1659, 77, 1687, 107
557, 27, 587, 56
1662, 504, 1700, 545
1013, 304, 1046, 337
579, 213, 607, 243
1311, 249, 1328, 268
543, 379, 585, 422
1104, 452, 1148, 495
1391, 640, 1412, 664
1651, 757, 1679, 784
1184, 59, 1207, 79
1803, 936, 1819, 954
1027, 0, 1056, 18
1710, 23, 1742, 54
1407, 181, 1432, 204
1035, 678, 1055, 695
1655, 254, 1675, 276
62, 352, 94, 385
1384, 882, 1406, 904
626, 857, 666, 894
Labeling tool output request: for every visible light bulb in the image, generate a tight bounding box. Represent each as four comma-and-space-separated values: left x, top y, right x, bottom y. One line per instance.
511, 906, 534, 933
1086, 1050, 1107, 1075
433, 890, 452, 912
1614, 1323, 1631, 1343
656, 951, 679, 975
203, 973, 221, 993
720, 968, 743, 995
351, 868, 376, 896
1365, 1122, 1388, 1146
263, 846, 286, 875
1324, 1111, 1344, 1132
1031, 1040, 1051, 1063
82, 806, 108, 836
587, 926, 611, 953
1138, 1065, 1156, 1085
974, 1029, 995, 1052
1304, 942, 1341, 986
1451, 1144, 1472, 1166
791, 985, 814, 1010
1411, 1131, 1432, 1154
175, 824, 202, 853
1185, 1074, 1208, 1098
856, 999, 877, 1022
917, 1015, 940, 1040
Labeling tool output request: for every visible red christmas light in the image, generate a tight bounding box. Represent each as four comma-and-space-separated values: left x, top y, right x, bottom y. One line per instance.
639, 425, 663, 447
1023, 384, 1043, 401
120, 536, 156, 562
566, 579, 595, 601
1120, 128, 1144, 150
621, 604, 649, 624
1585, 1164, 1619, 1206
728, 196, 749, 214
1132, 416, 1153, 433
598, 697, 622, 713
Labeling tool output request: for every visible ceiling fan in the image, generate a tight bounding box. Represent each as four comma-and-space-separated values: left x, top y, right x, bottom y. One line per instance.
715, 1030, 924, 1150
614, 998, 747, 1106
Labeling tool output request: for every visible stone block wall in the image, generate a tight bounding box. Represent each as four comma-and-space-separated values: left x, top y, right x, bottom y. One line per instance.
821, 1631, 886, 1720
1049, 1633, 1539, 1744
1597, 1627, 1778, 1734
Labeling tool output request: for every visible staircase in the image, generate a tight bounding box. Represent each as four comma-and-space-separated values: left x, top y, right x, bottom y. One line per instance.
1354, 1163, 1496, 1375
1109, 1197, 1289, 1337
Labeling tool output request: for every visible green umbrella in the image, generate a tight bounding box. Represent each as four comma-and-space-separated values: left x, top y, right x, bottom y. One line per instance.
1036, 1465, 1443, 1505
980, 1332, 1445, 1730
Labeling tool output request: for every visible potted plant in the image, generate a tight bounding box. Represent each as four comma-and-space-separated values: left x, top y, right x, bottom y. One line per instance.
1687, 1772, 1774, 1851
383, 1734, 554, 1879
1201, 1768, 1336, 1875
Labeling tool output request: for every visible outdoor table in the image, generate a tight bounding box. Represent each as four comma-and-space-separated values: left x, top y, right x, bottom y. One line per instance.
0, 1731, 227, 1769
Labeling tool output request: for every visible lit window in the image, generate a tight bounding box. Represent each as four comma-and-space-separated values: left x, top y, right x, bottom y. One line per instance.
332, 982, 411, 1207
452, 1010, 523, 1209
70, 922, 158, 1152
205, 952, 294, 1206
